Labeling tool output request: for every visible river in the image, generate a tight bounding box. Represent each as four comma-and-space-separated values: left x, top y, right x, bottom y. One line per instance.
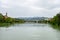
0, 23, 60, 40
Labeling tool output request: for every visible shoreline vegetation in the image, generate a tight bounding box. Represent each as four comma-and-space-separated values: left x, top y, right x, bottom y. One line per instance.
0, 12, 60, 30
49, 13, 60, 26
0, 13, 25, 26
48, 13, 60, 30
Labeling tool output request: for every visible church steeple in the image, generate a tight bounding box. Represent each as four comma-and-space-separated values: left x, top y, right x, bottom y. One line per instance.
4, 12, 8, 18
6, 12, 7, 17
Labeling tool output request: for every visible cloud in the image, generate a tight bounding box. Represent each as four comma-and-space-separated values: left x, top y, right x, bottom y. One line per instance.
0, 0, 60, 17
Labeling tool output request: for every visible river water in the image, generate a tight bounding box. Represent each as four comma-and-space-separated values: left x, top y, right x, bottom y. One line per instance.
0, 23, 60, 40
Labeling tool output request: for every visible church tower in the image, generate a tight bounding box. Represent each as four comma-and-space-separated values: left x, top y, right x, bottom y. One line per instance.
6, 12, 7, 17
4, 12, 8, 19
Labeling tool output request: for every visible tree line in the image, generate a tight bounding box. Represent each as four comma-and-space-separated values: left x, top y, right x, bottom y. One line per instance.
0, 13, 25, 23
49, 12, 60, 26
0, 12, 60, 26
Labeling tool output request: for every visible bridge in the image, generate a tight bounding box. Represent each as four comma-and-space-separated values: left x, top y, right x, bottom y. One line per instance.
25, 20, 39, 23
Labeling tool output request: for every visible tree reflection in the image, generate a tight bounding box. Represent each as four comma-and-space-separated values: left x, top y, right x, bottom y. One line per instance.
51, 25, 60, 31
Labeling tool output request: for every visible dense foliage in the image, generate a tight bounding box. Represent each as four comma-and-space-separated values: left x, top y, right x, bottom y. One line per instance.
50, 13, 60, 26
0, 13, 25, 24
0, 13, 4, 22
38, 20, 48, 23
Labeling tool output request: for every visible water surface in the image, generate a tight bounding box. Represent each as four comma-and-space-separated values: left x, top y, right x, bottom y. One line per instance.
0, 23, 60, 40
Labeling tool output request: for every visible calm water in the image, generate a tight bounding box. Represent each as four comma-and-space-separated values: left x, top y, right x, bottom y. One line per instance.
0, 23, 60, 40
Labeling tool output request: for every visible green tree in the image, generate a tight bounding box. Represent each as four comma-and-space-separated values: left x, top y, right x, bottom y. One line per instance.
50, 13, 60, 26
5, 17, 14, 23
0, 13, 4, 22
54, 13, 60, 25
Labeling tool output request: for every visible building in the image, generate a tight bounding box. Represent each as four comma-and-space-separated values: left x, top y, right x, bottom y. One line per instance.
3, 12, 8, 19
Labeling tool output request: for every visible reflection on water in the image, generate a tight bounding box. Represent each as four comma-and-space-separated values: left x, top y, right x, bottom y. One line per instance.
0, 23, 14, 27
50, 25, 60, 31
0, 23, 60, 40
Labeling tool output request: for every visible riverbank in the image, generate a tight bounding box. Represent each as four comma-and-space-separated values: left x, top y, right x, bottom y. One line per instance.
0, 23, 13, 27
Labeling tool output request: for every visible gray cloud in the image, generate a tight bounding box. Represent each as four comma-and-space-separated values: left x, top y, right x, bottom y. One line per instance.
0, 0, 60, 18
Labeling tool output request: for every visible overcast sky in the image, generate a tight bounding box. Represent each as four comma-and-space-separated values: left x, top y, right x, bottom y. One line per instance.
0, 0, 60, 18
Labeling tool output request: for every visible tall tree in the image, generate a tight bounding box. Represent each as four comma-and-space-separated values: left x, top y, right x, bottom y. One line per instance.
51, 12, 60, 26
0, 13, 4, 22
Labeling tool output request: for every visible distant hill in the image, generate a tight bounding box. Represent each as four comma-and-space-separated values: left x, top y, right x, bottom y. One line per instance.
16, 17, 49, 21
